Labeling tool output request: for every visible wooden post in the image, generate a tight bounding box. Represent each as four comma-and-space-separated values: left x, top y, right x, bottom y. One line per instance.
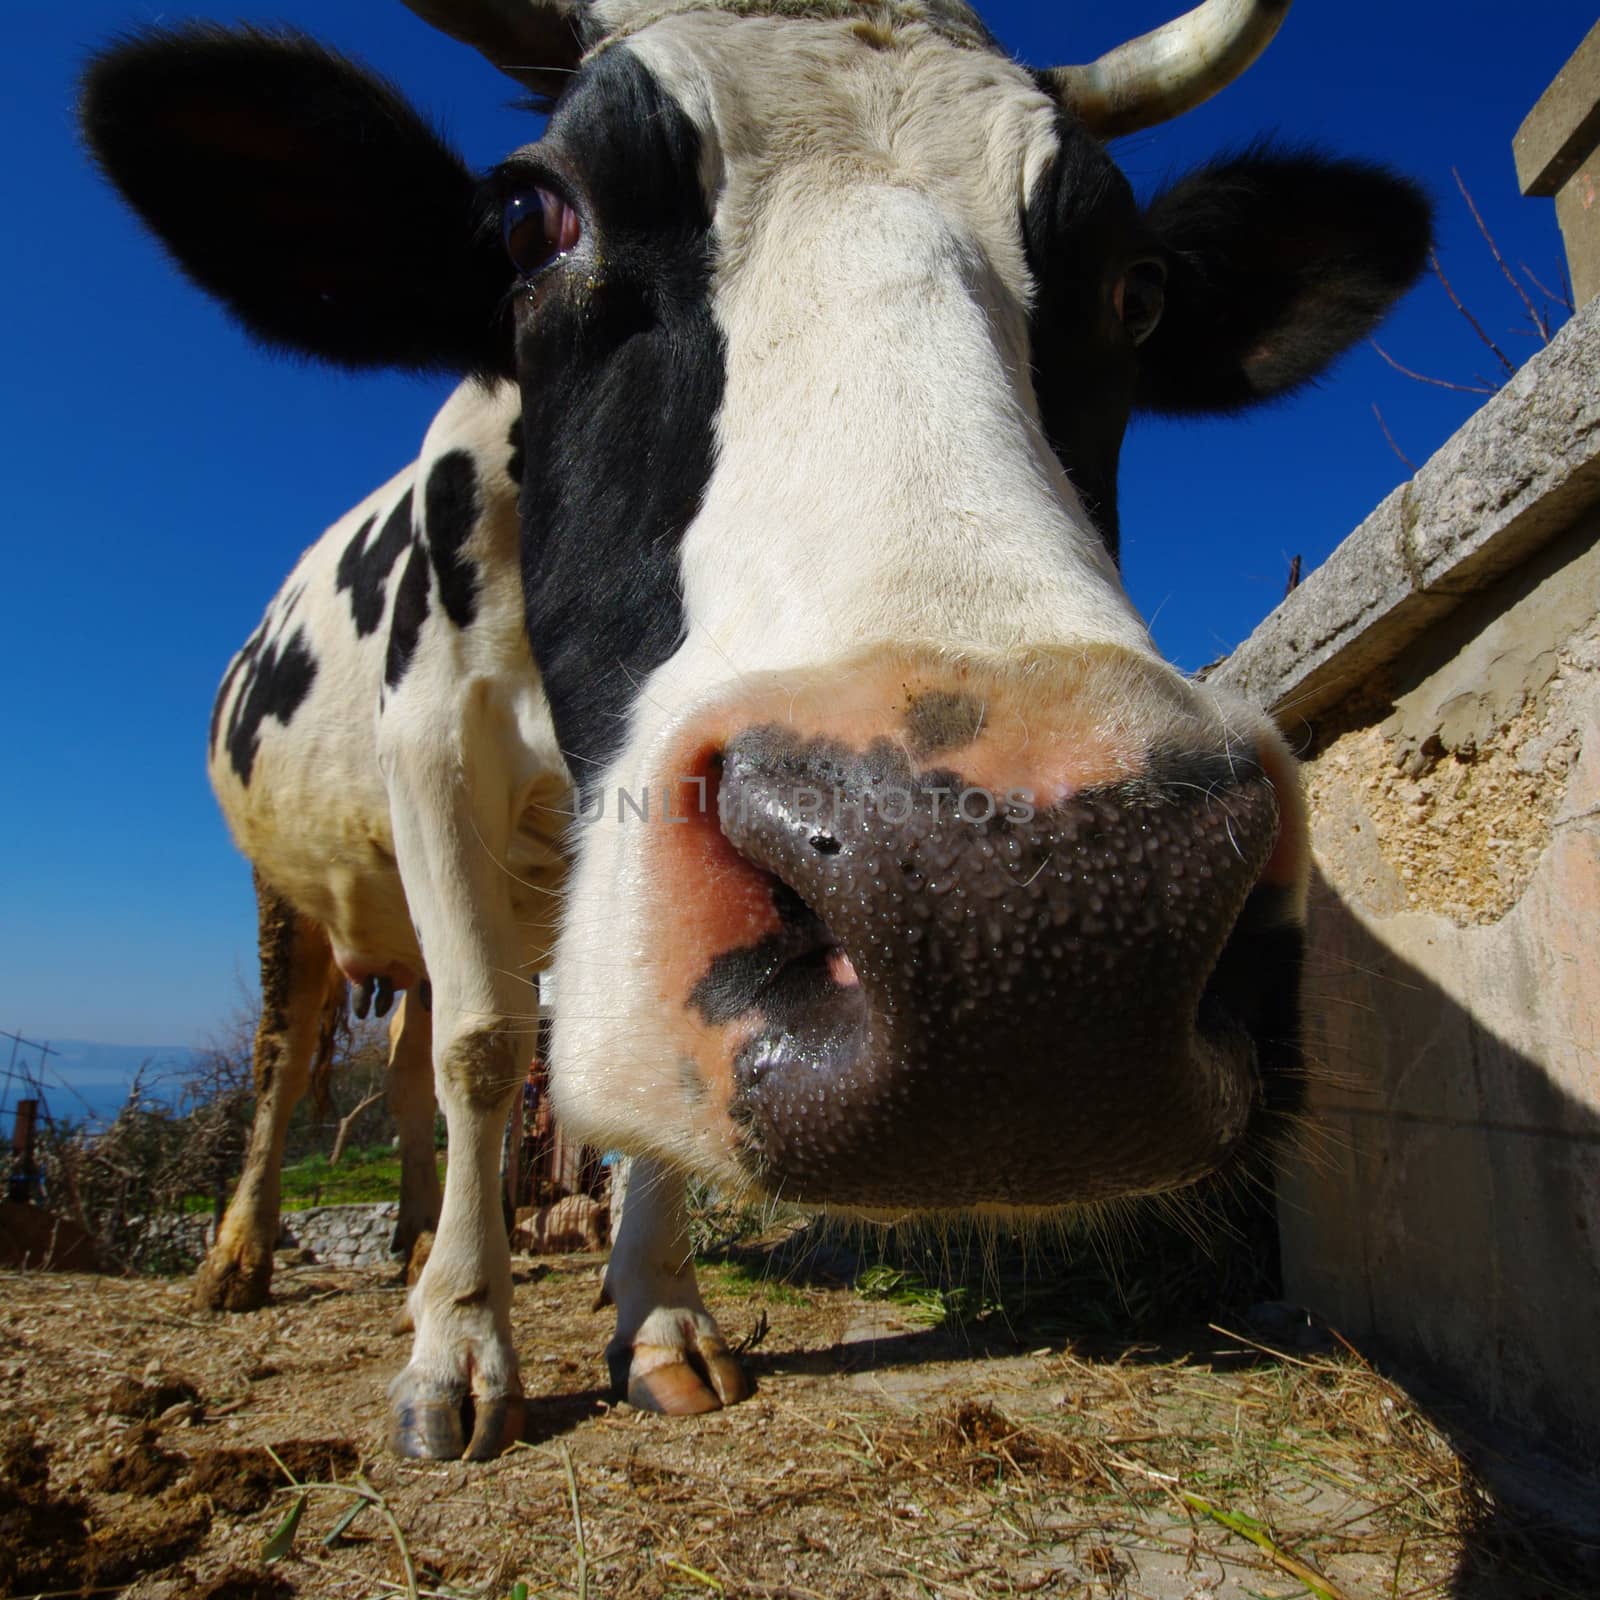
8, 1099, 39, 1203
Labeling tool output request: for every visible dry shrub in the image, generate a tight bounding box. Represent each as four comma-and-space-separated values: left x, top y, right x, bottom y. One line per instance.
41, 1062, 252, 1273
33, 1000, 397, 1276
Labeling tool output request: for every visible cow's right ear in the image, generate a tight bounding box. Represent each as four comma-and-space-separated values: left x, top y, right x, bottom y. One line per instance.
81, 25, 515, 377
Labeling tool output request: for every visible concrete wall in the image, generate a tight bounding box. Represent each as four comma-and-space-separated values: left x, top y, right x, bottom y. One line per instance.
1215, 298, 1600, 1466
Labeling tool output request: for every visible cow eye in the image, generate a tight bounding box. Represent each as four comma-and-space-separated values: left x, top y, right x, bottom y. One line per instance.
1115, 258, 1166, 345
503, 187, 581, 276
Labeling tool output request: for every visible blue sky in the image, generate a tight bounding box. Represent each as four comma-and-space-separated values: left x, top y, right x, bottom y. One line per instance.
2, 0, 1591, 1050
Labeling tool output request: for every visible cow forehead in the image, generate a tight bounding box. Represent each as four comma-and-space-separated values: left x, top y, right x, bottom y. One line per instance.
588, 0, 998, 58
604, 9, 1063, 287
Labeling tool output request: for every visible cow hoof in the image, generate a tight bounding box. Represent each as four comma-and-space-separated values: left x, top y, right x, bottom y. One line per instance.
192, 1252, 271, 1313
616, 1339, 751, 1415
388, 1375, 524, 1460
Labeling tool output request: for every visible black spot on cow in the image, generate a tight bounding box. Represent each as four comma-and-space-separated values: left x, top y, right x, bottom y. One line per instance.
903, 690, 985, 756
514, 51, 721, 790
1022, 119, 1144, 560
209, 623, 259, 758
225, 624, 318, 785
678, 1054, 707, 1107
336, 515, 376, 611
384, 540, 431, 688
421, 450, 480, 629
336, 489, 413, 636
505, 415, 525, 486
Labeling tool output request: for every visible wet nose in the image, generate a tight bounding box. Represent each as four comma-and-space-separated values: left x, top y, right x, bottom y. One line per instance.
711, 722, 1282, 1206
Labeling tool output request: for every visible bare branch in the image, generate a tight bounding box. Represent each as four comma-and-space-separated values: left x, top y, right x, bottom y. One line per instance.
1519, 260, 1574, 315
1453, 168, 1549, 343
1371, 403, 1416, 471
1367, 339, 1495, 395
329, 1089, 387, 1166
1429, 247, 1516, 377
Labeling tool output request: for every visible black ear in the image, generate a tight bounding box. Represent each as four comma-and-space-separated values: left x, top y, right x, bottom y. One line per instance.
1135, 148, 1432, 415
80, 25, 513, 376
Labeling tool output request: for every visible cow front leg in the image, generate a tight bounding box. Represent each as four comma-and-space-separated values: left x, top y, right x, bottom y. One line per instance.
378, 712, 542, 1460
386, 991, 441, 1266
388, 1019, 525, 1459
195, 875, 341, 1311
603, 1158, 750, 1414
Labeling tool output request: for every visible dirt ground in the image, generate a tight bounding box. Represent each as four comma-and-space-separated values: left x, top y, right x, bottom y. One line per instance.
2, 1240, 1592, 1600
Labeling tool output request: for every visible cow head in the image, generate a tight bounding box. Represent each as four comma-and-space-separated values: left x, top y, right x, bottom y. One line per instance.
82, 0, 1429, 1213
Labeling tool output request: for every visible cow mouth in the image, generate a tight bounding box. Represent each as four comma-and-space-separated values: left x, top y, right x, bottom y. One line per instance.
759, 929, 863, 1005
700, 741, 1292, 1210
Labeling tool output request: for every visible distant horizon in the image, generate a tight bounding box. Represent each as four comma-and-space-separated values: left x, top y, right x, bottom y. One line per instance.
6, 1032, 204, 1055
1, 1035, 200, 1137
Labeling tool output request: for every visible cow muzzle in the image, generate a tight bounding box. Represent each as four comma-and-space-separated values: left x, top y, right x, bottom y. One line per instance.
637, 648, 1304, 1210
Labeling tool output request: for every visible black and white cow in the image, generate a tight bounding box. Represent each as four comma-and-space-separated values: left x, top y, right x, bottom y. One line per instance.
81, 0, 1430, 1460
193, 377, 541, 1315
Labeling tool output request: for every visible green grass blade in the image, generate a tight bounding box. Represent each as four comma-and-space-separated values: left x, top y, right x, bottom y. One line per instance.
261, 1492, 307, 1563
321, 1493, 369, 1547
1180, 1490, 1347, 1600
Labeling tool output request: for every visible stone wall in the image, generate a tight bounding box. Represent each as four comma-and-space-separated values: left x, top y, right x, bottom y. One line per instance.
133, 1202, 404, 1270
279, 1203, 402, 1268
1214, 297, 1600, 1468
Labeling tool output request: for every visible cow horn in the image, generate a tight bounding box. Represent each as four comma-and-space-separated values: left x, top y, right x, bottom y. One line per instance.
396, 0, 585, 95
1044, 0, 1291, 140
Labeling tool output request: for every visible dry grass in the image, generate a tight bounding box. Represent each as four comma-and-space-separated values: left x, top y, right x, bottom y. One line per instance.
1, 1240, 1593, 1600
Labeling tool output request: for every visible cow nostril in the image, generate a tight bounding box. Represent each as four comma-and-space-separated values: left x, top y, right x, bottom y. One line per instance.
810, 833, 841, 854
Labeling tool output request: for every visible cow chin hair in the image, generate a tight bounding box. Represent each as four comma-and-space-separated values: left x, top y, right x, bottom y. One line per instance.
692, 1132, 1299, 1325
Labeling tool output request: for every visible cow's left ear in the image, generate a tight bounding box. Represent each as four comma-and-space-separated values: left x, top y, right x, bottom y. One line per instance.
81, 25, 514, 377
1133, 150, 1432, 415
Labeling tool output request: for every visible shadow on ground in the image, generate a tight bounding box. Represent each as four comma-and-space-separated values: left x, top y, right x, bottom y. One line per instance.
701, 1102, 1599, 1598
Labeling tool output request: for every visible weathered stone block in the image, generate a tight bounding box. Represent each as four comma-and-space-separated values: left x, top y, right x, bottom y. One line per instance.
1214, 297, 1600, 724
1515, 20, 1600, 308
